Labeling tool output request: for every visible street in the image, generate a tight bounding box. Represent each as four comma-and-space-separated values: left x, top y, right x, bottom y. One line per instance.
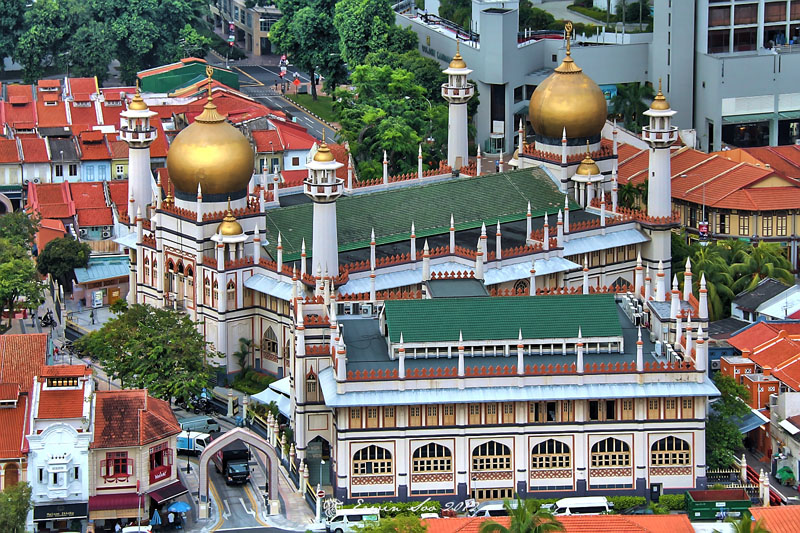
231, 65, 338, 141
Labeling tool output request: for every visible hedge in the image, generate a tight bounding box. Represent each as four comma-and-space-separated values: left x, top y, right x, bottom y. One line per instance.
608, 496, 646, 511
658, 494, 686, 511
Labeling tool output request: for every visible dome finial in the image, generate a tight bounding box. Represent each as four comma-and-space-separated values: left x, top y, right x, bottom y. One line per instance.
195, 65, 225, 123
449, 37, 467, 69
206, 65, 214, 102
129, 79, 148, 111
217, 196, 244, 235
565, 21, 573, 57
650, 77, 671, 110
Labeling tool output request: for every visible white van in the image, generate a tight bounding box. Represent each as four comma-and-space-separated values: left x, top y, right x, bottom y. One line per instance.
325, 508, 380, 533
469, 500, 518, 517
543, 496, 612, 516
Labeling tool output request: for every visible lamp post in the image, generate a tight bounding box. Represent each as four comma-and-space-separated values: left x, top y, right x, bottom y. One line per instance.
185, 429, 193, 473
319, 458, 326, 485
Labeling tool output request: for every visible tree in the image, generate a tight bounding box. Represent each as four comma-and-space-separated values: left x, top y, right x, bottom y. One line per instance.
519, 2, 555, 30
67, 20, 116, 82
74, 303, 221, 402
0, 0, 26, 72
0, 209, 40, 251
438, 0, 471, 29
706, 374, 750, 469
234, 337, 253, 372
683, 244, 735, 321
717, 238, 751, 266
478, 497, 564, 533
671, 231, 692, 276
724, 514, 771, 533
334, 0, 404, 68
731, 242, 794, 294
0, 240, 44, 330
15, 0, 73, 83
361, 514, 428, 533
611, 82, 655, 132
0, 481, 32, 533
36, 237, 91, 292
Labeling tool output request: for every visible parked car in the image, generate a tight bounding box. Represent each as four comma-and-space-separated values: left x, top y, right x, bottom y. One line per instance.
325, 508, 380, 533
177, 415, 220, 433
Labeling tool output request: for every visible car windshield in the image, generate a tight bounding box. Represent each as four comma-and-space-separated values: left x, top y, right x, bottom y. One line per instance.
228, 463, 248, 474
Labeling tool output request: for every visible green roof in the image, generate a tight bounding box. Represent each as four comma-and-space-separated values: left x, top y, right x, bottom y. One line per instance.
383, 294, 622, 343
265, 168, 575, 261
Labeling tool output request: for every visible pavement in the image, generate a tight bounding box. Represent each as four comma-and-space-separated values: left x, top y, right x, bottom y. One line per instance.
536, 0, 647, 31
742, 448, 800, 502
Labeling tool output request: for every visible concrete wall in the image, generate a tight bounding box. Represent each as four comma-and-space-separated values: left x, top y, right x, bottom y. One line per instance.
651, 0, 696, 130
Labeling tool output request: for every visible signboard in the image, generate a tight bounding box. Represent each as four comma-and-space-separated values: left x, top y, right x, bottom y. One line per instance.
317, 489, 325, 498
33, 502, 89, 521
228, 35, 235, 43
150, 465, 171, 484
293, 78, 301, 87
92, 290, 104, 309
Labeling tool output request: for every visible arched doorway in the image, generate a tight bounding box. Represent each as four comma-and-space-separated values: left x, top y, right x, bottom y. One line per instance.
4, 463, 19, 488
197, 428, 280, 519
306, 436, 331, 486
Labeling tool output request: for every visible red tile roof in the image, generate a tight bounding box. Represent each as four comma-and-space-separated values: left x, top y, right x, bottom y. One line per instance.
253, 129, 283, 152
281, 169, 307, 188
328, 143, 350, 180
35, 219, 66, 251
4, 85, 37, 127
37, 204, 75, 219
0, 139, 20, 163
6, 84, 33, 102
78, 131, 111, 160
107, 180, 129, 209
35, 100, 68, 128
77, 207, 114, 226
37, 79, 61, 90
0, 334, 48, 392
67, 77, 98, 99
70, 102, 100, 127
92, 389, 181, 449
737, 145, 800, 180
70, 182, 107, 209
0, 383, 20, 401
0, 394, 29, 459
107, 137, 129, 159
729, 322, 800, 352
149, 116, 169, 158
35, 182, 69, 204
37, 387, 85, 419
750, 336, 800, 369
40, 365, 92, 378
275, 121, 315, 150
19, 138, 49, 162
750, 505, 800, 532
424, 514, 694, 533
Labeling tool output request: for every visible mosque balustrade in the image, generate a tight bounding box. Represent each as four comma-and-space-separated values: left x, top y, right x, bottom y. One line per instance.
337, 289, 422, 302
160, 202, 197, 220
441, 84, 475, 102
120, 127, 157, 143
224, 256, 254, 270
641, 125, 678, 144
141, 234, 156, 248
202, 256, 217, 268
343, 358, 696, 382
351, 162, 452, 189
202, 199, 261, 222
521, 140, 614, 163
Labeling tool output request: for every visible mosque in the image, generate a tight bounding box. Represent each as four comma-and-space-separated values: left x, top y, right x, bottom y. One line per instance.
120, 28, 718, 505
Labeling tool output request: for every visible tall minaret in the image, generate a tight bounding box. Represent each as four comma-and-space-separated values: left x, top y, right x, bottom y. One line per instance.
120, 84, 158, 220
641, 80, 677, 276
442, 40, 474, 169
305, 138, 344, 276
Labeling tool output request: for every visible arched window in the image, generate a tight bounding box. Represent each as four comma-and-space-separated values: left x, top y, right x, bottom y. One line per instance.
472, 441, 512, 471
513, 279, 530, 294
650, 436, 691, 466
262, 328, 278, 360
412, 443, 452, 473
186, 267, 194, 301
591, 438, 631, 468
226, 280, 236, 302
352, 445, 392, 475
531, 439, 571, 470
144, 256, 150, 280
151, 260, 157, 285
306, 370, 318, 402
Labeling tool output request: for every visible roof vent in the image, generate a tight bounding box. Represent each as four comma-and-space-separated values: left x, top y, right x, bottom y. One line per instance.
680, 174, 688, 178
766, 164, 771, 168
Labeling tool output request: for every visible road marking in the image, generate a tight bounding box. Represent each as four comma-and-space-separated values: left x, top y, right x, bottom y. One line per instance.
233, 66, 264, 87
223, 499, 232, 520
208, 478, 226, 532
243, 482, 271, 527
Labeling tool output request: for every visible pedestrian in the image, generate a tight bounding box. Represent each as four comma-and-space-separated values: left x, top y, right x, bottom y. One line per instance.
90, 309, 95, 325
168, 512, 175, 528
115, 522, 122, 533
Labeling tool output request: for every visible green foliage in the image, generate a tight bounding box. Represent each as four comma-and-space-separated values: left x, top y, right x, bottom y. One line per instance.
67, 21, 115, 82
0, 482, 32, 533
36, 237, 90, 292
706, 374, 750, 469
657, 494, 686, 511
233, 337, 253, 373
363, 49, 445, 99
681, 244, 735, 321
725, 514, 771, 533
232, 368, 274, 394
334, 0, 410, 68
360, 514, 427, 533
478, 497, 564, 533
286, 94, 337, 123
74, 303, 221, 402
731, 242, 794, 294
607, 496, 646, 511
710, 483, 727, 490
0, 0, 26, 72
520, 3, 556, 30
340, 500, 442, 517
567, 3, 614, 24
15, 0, 71, 83
615, 0, 652, 25
198, 25, 246, 60
0, 240, 44, 330
611, 82, 655, 133
671, 231, 692, 276
0, 209, 40, 251
438, 0, 471, 29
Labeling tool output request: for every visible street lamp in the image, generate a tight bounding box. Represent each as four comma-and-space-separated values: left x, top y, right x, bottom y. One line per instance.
185, 429, 193, 473
319, 458, 326, 484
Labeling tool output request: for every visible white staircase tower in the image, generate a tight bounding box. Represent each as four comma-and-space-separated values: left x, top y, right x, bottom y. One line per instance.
304, 140, 344, 277
442, 41, 474, 170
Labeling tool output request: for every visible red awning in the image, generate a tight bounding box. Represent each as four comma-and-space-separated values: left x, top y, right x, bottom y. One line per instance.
89, 493, 144, 511
148, 479, 188, 504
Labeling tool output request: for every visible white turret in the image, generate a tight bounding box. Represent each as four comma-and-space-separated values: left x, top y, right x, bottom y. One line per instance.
120, 86, 158, 220
683, 257, 693, 301
442, 41, 474, 169
304, 139, 344, 277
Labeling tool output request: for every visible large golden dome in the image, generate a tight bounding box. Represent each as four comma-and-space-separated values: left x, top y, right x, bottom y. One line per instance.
166, 96, 254, 196
528, 24, 607, 139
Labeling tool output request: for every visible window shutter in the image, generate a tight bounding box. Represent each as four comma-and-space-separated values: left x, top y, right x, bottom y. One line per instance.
166, 448, 173, 466
127, 458, 134, 475
100, 459, 107, 478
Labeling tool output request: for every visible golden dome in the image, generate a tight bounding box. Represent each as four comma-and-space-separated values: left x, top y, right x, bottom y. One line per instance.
650, 78, 671, 110
528, 22, 607, 139
449, 41, 467, 69
166, 75, 254, 196
129, 83, 148, 111
576, 143, 600, 176
217, 198, 243, 235
314, 142, 335, 162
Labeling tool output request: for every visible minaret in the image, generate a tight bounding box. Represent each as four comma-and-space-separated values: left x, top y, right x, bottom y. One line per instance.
641, 80, 678, 276
442, 40, 474, 169
119, 83, 157, 220
305, 137, 344, 276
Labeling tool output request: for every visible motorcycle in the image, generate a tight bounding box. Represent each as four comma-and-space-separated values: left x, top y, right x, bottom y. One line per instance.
39, 311, 55, 328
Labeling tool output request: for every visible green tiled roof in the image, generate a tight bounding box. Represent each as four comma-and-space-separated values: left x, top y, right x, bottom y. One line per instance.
264, 168, 575, 261
383, 294, 622, 343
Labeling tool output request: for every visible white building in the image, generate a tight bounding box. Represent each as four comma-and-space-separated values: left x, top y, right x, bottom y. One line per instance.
26, 365, 94, 532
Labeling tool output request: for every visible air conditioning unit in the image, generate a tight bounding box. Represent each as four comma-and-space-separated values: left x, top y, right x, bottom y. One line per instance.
360, 303, 373, 316
102, 230, 111, 238
711, 360, 721, 370
79, 228, 87, 236
632, 313, 641, 326
33, 177, 40, 184
783, 446, 792, 457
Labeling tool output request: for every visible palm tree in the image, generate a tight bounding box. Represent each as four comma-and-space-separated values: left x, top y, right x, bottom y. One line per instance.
611, 82, 655, 132
478, 497, 564, 533
731, 242, 795, 294
618, 182, 640, 209
717, 238, 751, 265
723, 514, 771, 533
689, 245, 735, 321
234, 337, 253, 373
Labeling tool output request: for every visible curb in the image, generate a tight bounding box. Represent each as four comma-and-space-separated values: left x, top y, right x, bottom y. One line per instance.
281, 95, 339, 131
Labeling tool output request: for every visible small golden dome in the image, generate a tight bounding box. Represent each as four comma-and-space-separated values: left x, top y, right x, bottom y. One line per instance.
129, 85, 148, 111
314, 142, 335, 162
217, 198, 243, 235
449, 40, 467, 69
528, 22, 607, 139
576, 143, 600, 176
512, 148, 519, 159
650, 79, 671, 110
166, 68, 254, 196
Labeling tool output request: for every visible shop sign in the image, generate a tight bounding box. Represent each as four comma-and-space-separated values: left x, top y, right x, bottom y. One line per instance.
150, 465, 171, 484
33, 502, 88, 521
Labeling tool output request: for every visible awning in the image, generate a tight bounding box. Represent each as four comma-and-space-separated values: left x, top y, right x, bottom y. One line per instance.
722, 113, 774, 124
113, 231, 138, 250
562, 228, 649, 257
779, 418, 800, 436
89, 493, 144, 511
734, 408, 770, 434
148, 479, 188, 504
244, 273, 294, 301
251, 387, 291, 418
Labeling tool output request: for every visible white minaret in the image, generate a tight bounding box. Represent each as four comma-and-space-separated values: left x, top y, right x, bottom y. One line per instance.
442, 41, 474, 169
641, 80, 678, 277
305, 139, 344, 276
119, 86, 158, 220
